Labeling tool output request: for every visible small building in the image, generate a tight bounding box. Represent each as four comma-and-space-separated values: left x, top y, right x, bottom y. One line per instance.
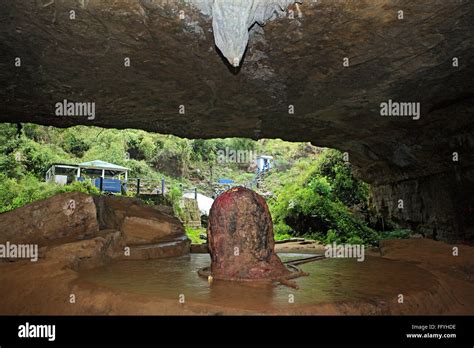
45, 160, 129, 193
77, 160, 129, 181
45, 163, 80, 186
256, 155, 273, 173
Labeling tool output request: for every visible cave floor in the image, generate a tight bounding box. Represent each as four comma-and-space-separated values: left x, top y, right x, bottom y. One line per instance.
78, 253, 441, 313
0, 239, 473, 315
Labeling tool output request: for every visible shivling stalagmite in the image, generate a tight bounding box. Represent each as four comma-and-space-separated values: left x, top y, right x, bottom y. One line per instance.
205, 186, 291, 281
191, 0, 301, 67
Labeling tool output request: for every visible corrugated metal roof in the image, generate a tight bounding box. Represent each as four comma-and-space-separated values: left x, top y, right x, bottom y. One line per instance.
78, 160, 129, 171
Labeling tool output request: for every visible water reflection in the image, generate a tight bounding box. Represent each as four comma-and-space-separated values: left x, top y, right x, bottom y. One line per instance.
80, 253, 435, 310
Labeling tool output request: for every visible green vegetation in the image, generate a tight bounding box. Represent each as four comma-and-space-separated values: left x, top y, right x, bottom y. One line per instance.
185, 227, 206, 244
378, 229, 411, 240
0, 123, 405, 244
268, 150, 380, 245
0, 176, 99, 213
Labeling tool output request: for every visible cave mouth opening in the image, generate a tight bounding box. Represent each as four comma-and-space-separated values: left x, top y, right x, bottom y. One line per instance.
2, 122, 474, 316
0, 122, 407, 248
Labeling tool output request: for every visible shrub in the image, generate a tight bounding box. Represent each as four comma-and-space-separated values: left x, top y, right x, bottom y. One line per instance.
169, 185, 184, 219
126, 132, 156, 161
185, 227, 206, 243
63, 133, 90, 157
269, 149, 379, 245
0, 174, 99, 213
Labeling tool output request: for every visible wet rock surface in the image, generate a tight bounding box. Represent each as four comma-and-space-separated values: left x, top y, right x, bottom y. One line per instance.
0, 192, 99, 246
380, 239, 474, 282
0, 193, 190, 264
119, 235, 191, 260
208, 187, 289, 280
94, 195, 186, 245
42, 229, 123, 270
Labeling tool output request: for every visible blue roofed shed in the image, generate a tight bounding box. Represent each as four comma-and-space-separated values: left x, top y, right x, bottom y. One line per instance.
45, 160, 129, 193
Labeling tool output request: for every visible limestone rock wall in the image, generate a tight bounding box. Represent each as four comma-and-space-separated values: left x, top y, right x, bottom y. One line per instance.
371, 168, 474, 243
0, 192, 99, 246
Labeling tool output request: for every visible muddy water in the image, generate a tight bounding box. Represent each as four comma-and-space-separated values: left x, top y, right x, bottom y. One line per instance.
80, 253, 436, 311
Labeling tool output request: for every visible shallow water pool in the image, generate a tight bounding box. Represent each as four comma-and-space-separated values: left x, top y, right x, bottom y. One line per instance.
79, 253, 435, 311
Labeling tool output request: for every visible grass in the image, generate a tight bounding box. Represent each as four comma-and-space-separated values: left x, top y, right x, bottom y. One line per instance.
274, 233, 293, 241
378, 229, 411, 240
185, 227, 206, 244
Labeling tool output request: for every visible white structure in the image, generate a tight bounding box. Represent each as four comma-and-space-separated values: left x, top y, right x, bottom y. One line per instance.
257, 155, 273, 172
45, 164, 78, 185
183, 192, 214, 216
45, 160, 129, 186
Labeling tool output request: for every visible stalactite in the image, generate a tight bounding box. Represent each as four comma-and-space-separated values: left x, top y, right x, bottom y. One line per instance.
191, 0, 300, 67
